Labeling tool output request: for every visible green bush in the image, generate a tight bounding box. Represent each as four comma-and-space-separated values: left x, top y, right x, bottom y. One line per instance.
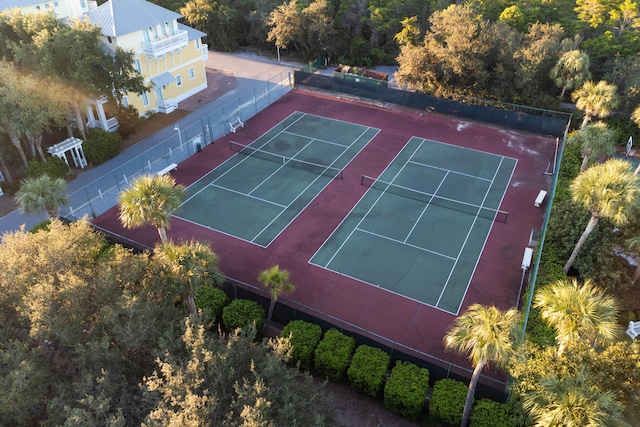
83, 128, 121, 165
195, 286, 229, 321
470, 399, 513, 427
29, 220, 52, 233
347, 345, 390, 398
429, 378, 467, 427
383, 360, 429, 420
280, 320, 322, 370
115, 105, 144, 139
25, 157, 70, 179
314, 328, 355, 381
222, 299, 265, 331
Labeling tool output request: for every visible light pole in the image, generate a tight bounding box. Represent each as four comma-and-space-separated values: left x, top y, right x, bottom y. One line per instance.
174, 124, 183, 152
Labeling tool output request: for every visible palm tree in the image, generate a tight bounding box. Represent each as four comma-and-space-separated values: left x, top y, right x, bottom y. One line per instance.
444, 304, 522, 427
563, 159, 640, 273
155, 240, 224, 317
569, 122, 617, 172
258, 265, 295, 333
550, 50, 591, 100
572, 80, 617, 128
15, 174, 69, 219
118, 174, 185, 244
534, 278, 619, 357
523, 370, 629, 427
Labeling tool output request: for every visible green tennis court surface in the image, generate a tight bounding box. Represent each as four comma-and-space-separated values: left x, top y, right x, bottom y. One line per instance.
310, 137, 517, 314
176, 112, 379, 247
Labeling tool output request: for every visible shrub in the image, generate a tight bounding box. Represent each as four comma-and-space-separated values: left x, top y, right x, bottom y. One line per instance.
115, 105, 144, 139
470, 399, 513, 427
25, 157, 70, 179
347, 345, 390, 398
222, 299, 265, 331
29, 220, 51, 233
83, 128, 121, 165
195, 286, 229, 321
429, 378, 467, 427
280, 320, 322, 370
314, 328, 356, 381
383, 360, 429, 420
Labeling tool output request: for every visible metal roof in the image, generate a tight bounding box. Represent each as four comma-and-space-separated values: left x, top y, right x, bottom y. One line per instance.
178, 23, 205, 41
150, 71, 175, 87
87, 0, 182, 37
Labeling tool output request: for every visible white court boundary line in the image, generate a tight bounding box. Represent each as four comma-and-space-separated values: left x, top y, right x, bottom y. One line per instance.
175, 112, 380, 247
309, 136, 517, 315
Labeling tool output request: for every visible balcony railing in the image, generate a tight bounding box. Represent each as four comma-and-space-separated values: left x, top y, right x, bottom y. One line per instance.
158, 98, 178, 114
142, 30, 188, 58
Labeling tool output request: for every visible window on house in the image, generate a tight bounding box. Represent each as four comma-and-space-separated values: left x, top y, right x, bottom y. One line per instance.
133, 58, 142, 73
141, 92, 149, 107
107, 36, 112, 44
122, 96, 129, 108
45, 4, 50, 9
189, 68, 195, 80
176, 75, 182, 87
54, 1, 59, 6
80, 0, 86, 7
36, 5, 40, 9
195, 39, 200, 49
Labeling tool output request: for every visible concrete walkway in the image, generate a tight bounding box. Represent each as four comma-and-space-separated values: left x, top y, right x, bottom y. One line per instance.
0, 51, 298, 234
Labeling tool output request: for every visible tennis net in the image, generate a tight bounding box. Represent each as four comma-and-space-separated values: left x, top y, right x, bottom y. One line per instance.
361, 175, 508, 223
230, 141, 344, 179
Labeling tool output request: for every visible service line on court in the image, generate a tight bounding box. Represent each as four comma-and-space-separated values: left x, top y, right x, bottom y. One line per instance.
434, 156, 505, 309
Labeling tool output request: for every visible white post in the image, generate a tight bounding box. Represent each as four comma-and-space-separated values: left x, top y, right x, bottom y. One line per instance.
174, 125, 183, 152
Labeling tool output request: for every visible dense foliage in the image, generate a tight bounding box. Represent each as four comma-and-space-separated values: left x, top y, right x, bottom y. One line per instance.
428, 378, 468, 427
222, 299, 266, 331
383, 360, 429, 420
314, 328, 356, 381
0, 219, 335, 425
24, 157, 70, 180
470, 399, 521, 427
280, 319, 323, 370
347, 344, 391, 398
195, 285, 230, 322
83, 128, 122, 165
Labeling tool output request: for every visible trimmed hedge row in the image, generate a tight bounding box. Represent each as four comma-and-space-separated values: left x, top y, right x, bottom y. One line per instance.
384, 360, 429, 420
222, 299, 265, 331
195, 285, 229, 321
280, 320, 322, 370
314, 328, 355, 381
347, 344, 391, 398
429, 378, 468, 426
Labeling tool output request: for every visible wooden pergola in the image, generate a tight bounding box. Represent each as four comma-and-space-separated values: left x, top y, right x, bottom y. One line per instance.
47, 137, 87, 169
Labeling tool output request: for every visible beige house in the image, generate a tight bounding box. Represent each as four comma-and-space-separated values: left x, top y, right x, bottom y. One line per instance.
2, 0, 209, 131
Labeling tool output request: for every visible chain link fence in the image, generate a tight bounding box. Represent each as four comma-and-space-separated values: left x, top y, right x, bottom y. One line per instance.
63, 70, 293, 221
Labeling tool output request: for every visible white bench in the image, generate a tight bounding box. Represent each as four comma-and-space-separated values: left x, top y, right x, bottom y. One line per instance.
534, 190, 547, 207
229, 117, 244, 133
626, 321, 640, 339
157, 163, 177, 176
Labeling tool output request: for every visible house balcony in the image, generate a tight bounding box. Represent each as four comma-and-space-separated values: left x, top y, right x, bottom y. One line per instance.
158, 99, 178, 114
202, 44, 209, 60
142, 30, 189, 58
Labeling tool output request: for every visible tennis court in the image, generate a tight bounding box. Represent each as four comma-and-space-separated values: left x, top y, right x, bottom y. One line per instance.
310, 137, 517, 314
176, 111, 379, 247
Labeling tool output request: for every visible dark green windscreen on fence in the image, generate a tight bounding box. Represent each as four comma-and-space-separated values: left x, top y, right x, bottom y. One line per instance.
293, 71, 570, 137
